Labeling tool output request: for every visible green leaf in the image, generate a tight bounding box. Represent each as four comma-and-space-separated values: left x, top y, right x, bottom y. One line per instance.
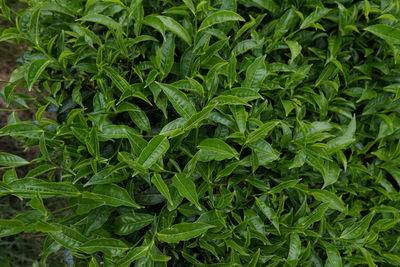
49, 224, 88, 250
172, 173, 201, 210
321, 161, 341, 188
151, 174, 173, 205
27, 193, 47, 216
117, 246, 149, 267
197, 138, 239, 161
0, 123, 43, 137
85, 184, 142, 208
118, 102, 151, 132
286, 40, 302, 63
243, 55, 267, 88
184, 104, 216, 132
246, 121, 279, 144
300, 8, 330, 29
79, 238, 129, 257
26, 59, 51, 90
250, 0, 278, 13
359, 247, 375, 267
255, 197, 280, 234
137, 135, 170, 168
5, 178, 80, 198
230, 105, 248, 133
114, 213, 154, 235
268, 179, 301, 194
0, 219, 25, 237
364, 24, 400, 44
79, 14, 121, 30
156, 15, 192, 45
198, 11, 244, 31
323, 242, 342, 267
87, 128, 99, 158
340, 212, 375, 240
310, 189, 346, 212
287, 233, 301, 266
103, 66, 131, 93
157, 82, 197, 117
296, 203, 330, 229
247, 248, 260, 267
183, 0, 195, 15
0, 152, 29, 167
157, 222, 214, 243
221, 87, 262, 102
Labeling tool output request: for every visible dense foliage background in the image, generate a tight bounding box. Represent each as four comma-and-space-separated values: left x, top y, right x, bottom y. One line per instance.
1, 0, 400, 266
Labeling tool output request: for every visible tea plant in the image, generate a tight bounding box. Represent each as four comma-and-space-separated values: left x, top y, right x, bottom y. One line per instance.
1, 0, 400, 266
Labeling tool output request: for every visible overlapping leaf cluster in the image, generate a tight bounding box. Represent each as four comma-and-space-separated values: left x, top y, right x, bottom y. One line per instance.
1, 0, 400, 266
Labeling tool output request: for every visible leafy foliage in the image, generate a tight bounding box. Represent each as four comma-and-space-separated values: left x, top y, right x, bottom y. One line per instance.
1, 0, 400, 266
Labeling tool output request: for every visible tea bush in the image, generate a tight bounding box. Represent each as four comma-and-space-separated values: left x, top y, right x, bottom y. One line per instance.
1, 0, 400, 266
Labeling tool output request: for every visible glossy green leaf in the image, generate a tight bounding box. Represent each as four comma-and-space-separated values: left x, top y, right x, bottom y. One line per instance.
0, 152, 29, 167
157, 82, 197, 117
103, 66, 131, 93
246, 121, 279, 144
296, 203, 330, 229
151, 174, 173, 205
118, 246, 149, 267
172, 173, 201, 210
287, 233, 301, 266
255, 197, 280, 234
157, 222, 214, 243
364, 24, 400, 44
310, 189, 346, 212
340, 212, 375, 240
198, 138, 239, 161
243, 55, 267, 89
324, 242, 342, 267
137, 135, 170, 168
26, 59, 51, 90
79, 14, 121, 30
114, 213, 154, 235
86, 184, 142, 208
79, 238, 129, 257
156, 15, 192, 45
2, 1, 400, 265
198, 11, 244, 31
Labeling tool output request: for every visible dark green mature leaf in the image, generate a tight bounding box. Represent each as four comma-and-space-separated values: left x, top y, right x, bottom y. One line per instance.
114, 213, 154, 235
1, 0, 400, 265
